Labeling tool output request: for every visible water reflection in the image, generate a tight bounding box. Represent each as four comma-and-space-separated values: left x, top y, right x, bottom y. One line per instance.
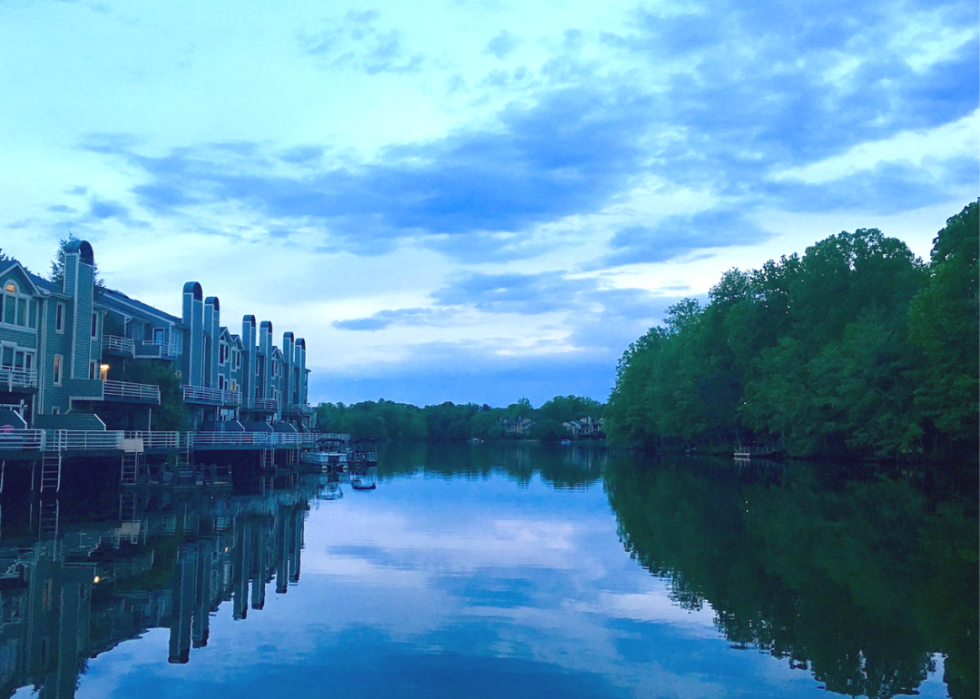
377, 441, 608, 489
0, 475, 329, 697
604, 456, 979, 699
0, 448, 972, 699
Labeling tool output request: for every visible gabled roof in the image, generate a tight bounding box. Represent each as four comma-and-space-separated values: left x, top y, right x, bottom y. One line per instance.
0, 259, 60, 296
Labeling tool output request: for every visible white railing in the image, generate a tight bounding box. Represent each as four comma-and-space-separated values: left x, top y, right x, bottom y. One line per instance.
101, 335, 135, 356
45, 430, 125, 451
182, 385, 241, 405
0, 429, 43, 450
125, 431, 181, 449
103, 380, 161, 402
137, 338, 181, 359
245, 398, 278, 411
0, 367, 37, 391
189, 432, 275, 447
0, 429, 336, 452
317, 433, 350, 442
282, 403, 314, 416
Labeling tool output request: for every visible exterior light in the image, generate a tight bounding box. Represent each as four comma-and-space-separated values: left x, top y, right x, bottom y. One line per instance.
93, 576, 101, 584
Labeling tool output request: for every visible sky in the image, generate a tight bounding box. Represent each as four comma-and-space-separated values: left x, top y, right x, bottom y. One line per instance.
1, 0, 977, 408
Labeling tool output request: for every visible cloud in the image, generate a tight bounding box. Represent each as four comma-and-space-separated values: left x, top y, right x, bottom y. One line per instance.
484, 31, 520, 59
69, 0, 977, 276
85, 83, 653, 258
597, 210, 771, 268
300, 10, 425, 74
333, 307, 456, 331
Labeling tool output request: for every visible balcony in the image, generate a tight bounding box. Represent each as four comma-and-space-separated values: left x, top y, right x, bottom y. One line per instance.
281, 403, 314, 418
135, 339, 181, 360
0, 367, 37, 392
103, 380, 161, 404
69, 379, 161, 405
101, 335, 135, 357
245, 398, 278, 412
182, 385, 242, 406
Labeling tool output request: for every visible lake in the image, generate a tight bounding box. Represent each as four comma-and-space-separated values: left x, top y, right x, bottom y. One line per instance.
0, 443, 975, 698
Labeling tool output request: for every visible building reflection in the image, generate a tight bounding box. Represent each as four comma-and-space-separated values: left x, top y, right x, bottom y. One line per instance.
0, 475, 330, 697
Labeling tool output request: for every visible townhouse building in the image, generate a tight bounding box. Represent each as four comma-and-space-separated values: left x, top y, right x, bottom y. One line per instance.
0, 239, 314, 433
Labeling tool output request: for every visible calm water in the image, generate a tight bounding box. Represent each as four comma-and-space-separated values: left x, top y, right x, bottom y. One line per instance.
0, 444, 975, 698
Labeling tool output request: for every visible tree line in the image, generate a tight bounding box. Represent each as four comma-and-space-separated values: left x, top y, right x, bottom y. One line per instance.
604, 201, 978, 461
314, 395, 605, 442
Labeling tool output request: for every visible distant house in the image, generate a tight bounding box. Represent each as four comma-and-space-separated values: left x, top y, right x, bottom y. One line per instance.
562, 416, 604, 438
500, 417, 534, 435
0, 240, 314, 432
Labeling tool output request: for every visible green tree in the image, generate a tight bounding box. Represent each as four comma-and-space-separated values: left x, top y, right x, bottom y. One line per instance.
122, 360, 190, 431
908, 201, 979, 454
49, 233, 105, 287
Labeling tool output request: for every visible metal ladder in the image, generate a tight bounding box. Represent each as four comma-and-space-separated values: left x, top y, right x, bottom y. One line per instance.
38, 498, 59, 539
261, 449, 275, 469
120, 451, 144, 485
119, 490, 138, 522
40, 451, 62, 493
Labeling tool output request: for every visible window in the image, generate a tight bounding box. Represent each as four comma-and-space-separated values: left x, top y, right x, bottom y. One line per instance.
1, 281, 38, 330
53, 355, 62, 385
55, 303, 65, 332
91, 312, 98, 338
51, 407, 59, 415
230, 379, 236, 392
153, 327, 165, 344
89, 361, 98, 380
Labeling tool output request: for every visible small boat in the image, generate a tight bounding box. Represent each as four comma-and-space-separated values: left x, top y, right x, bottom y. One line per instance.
301, 451, 349, 472
560, 439, 572, 446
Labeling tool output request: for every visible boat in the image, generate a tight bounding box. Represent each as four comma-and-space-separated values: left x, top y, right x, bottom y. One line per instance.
351, 466, 378, 491
560, 439, 572, 446
301, 451, 349, 472
350, 440, 379, 466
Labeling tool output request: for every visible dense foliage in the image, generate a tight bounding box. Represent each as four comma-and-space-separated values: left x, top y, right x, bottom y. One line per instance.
314, 395, 604, 442
606, 202, 979, 460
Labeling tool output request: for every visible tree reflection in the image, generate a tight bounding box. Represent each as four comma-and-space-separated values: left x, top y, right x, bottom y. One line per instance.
604, 457, 978, 699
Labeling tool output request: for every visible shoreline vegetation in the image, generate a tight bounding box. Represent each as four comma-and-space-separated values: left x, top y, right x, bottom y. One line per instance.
605, 201, 978, 465
316, 201, 978, 466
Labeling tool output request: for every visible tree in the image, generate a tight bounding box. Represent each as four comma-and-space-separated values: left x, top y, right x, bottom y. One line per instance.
122, 361, 190, 431
49, 233, 104, 287
908, 201, 979, 453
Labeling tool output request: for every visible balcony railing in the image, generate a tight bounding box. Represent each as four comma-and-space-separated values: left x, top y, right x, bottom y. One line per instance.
0, 367, 37, 391
0, 429, 334, 452
182, 385, 242, 406
245, 398, 278, 411
135, 338, 181, 359
45, 430, 126, 451
0, 429, 43, 450
101, 335, 135, 357
103, 380, 161, 403
125, 430, 182, 449
282, 403, 314, 417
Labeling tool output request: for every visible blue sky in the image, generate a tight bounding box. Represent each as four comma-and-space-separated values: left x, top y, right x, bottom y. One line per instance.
1, 0, 976, 407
